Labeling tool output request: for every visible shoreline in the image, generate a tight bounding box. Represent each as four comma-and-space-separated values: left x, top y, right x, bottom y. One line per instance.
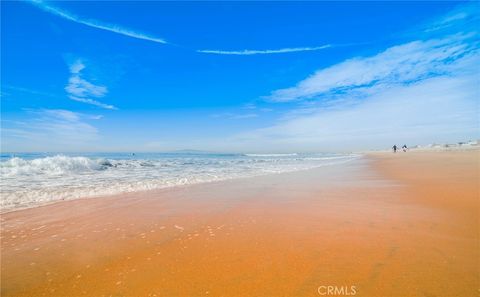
0, 155, 362, 215
1, 150, 478, 296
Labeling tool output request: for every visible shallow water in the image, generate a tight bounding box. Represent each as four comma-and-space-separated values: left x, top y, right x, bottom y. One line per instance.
0, 152, 359, 211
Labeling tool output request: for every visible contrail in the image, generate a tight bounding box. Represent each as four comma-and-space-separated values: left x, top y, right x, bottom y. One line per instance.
27, 1, 338, 55
197, 45, 332, 55
28, 0, 167, 44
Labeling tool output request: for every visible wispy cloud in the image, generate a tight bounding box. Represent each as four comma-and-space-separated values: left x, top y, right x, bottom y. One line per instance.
231, 113, 258, 119
65, 59, 116, 110
197, 45, 331, 55
265, 33, 478, 102
422, 3, 479, 34
263, 3, 480, 104
69, 96, 115, 110
1, 85, 57, 98
2, 109, 100, 151
28, 0, 167, 44
211, 112, 258, 120
230, 73, 478, 151
27, 1, 341, 56
222, 5, 480, 151
242, 103, 257, 110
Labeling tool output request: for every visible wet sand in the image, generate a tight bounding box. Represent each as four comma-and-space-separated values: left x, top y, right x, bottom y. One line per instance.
1, 150, 478, 296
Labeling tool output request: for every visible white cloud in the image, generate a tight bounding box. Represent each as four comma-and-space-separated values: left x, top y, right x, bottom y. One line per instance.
87, 114, 104, 120
197, 45, 331, 55
224, 6, 480, 152
42, 109, 80, 122
422, 3, 478, 34
231, 113, 258, 119
242, 103, 256, 110
66, 76, 107, 98
211, 112, 258, 120
26, 1, 351, 57
69, 96, 115, 110
2, 109, 100, 151
424, 12, 467, 33
265, 34, 478, 102
69, 60, 86, 74
65, 59, 116, 110
29, 0, 167, 44
27, 0, 336, 55
229, 72, 478, 151
2, 85, 57, 98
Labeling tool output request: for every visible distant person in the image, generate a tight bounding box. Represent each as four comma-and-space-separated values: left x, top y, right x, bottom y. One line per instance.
402, 144, 408, 152
392, 144, 397, 153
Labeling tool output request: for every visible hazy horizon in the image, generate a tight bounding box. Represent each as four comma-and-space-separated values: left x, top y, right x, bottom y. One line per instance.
2, 136, 477, 155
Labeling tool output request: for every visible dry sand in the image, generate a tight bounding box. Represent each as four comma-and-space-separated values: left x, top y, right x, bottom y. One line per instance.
1, 150, 478, 296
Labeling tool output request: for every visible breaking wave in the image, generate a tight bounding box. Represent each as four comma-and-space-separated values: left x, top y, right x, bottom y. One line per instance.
1, 156, 110, 176
244, 153, 298, 157
0, 153, 359, 211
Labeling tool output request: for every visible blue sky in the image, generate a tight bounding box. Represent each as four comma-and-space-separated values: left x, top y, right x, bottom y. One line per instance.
1, 1, 479, 152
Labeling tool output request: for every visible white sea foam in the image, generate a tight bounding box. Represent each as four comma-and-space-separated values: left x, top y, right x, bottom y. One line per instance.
1, 156, 106, 176
0, 153, 359, 211
244, 153, 298, 157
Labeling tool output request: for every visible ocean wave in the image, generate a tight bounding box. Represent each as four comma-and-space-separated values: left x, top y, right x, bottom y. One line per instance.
244, 153, 298, 157
0, 156, 109, 176
0, 153, 360, 211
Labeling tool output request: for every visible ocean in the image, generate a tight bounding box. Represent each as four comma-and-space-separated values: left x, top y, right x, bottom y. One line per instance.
0, 152, 359, 211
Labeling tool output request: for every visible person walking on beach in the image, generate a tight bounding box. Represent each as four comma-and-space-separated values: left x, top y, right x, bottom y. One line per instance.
402, 144, 408, 152
392, 144, 397, 153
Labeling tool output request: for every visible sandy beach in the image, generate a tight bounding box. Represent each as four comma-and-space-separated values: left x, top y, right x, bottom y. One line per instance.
1, 150, 478, 296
